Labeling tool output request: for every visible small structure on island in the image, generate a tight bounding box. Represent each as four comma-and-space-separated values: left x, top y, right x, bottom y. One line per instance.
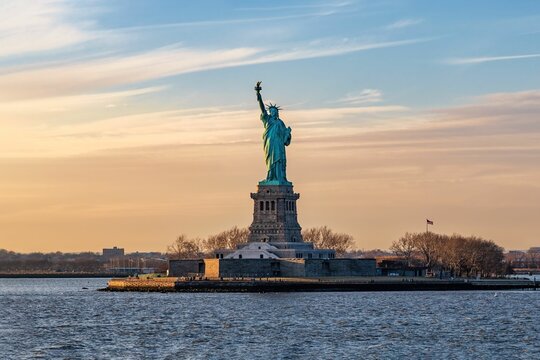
169, 82, 375, 278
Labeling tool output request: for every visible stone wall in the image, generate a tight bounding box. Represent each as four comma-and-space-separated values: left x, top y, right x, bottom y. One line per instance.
278, 259, 306, 277
168, 259, 204, 277
170, 258, 376, 278
304, 259, 376, 277
217, 259, 274, 277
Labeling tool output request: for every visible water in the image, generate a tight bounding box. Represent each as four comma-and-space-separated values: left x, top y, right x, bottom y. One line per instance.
0, 278, 539, 359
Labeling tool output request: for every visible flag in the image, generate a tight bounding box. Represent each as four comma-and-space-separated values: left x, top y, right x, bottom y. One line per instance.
426, 219, 434, 225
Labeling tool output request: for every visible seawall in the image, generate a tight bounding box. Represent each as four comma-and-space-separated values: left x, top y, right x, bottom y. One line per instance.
102, 277, 539, 293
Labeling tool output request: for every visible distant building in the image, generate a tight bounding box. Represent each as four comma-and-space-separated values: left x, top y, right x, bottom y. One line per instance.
102, 247, 124, 259
506, 249, 540, 269
376, 258, 426, 277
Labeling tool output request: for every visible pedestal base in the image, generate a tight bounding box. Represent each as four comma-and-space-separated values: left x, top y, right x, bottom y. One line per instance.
248, 183, 302, 243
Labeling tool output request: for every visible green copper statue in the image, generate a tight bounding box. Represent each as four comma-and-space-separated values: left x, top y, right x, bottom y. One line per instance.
255, 81, 292, 185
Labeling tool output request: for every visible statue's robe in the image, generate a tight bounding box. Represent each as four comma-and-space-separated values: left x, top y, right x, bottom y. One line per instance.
261, 113, 291, 182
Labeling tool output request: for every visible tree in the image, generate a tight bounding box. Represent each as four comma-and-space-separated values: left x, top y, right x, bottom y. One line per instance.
414, 232, 446, 271
439, 234, 468, 277
392, 231, 505, 277
302, 226, 354, 257
167, 234, 204, 259
390, 232, 418, 266
204, 226, 249, 252
474, 238, 504, 277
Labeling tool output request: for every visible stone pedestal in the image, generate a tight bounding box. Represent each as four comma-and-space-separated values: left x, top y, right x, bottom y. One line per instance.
248, 184, 302, 243
214, 182, 335, 260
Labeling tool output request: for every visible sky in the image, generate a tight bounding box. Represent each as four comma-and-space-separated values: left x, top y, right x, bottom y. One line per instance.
1, 0, 539, 253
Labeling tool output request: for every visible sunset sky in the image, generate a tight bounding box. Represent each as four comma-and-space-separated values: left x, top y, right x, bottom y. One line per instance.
1, 0, 539, 252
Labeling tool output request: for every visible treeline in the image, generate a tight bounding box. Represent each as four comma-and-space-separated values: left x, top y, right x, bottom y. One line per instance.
302, 226, 354, 256
0, 249, 166, 273
0, 250, 104, 273
167, 226, 356, 259
167, 226, 250, 259
391, 232, 505, 277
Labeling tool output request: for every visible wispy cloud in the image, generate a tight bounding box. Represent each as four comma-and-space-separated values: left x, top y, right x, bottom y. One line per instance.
446, 53, 540, 65
105, 10, 340, 33
236, 2, 352, 11
0, 38, 426, 101
246, 38, 428, 65
0, 101, 410, 157
0, 0, 95, 58
0, 46, 259, 101
0, 86, 165, 115
335, 89, 383, 104
385, 18, 423, 30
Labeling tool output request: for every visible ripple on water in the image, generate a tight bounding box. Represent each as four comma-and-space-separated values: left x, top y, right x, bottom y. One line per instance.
0, 279, 539, 359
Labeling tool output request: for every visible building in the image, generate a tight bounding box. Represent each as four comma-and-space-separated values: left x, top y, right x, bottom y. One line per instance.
102, 246, 124, 259
376, 258, 426, 277
506, 248, 540, 269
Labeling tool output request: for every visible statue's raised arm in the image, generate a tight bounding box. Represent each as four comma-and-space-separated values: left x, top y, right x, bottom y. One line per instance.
255, 81, 267, 116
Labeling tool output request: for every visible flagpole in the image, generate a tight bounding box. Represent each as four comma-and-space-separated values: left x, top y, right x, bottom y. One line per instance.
426, 219, 433, 233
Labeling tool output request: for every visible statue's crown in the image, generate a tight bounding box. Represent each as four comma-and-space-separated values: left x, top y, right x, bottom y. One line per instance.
266, 102, 282, 111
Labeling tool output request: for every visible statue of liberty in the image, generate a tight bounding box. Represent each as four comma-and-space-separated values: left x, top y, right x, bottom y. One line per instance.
255, 81, 292, 185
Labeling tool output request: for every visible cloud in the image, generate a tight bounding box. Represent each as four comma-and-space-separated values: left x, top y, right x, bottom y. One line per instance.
0, 102, 410, 158
0, 0, 95, 58
428, 90, 540, 129
252, 38, 427, 64
0, 86, 165, 115
335, 89, 383, 104
236, 2, 351, 12
385, 18, 423, 30
331, 90, 540, 148
108, 10, 341, 33
0, 46, 260, 101
5, 84, 538, 163
446, 53, 540, 65
0, 38, 426, 101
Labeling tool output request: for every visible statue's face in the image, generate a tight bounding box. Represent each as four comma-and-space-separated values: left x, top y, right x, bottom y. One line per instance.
269, 107, 278, 117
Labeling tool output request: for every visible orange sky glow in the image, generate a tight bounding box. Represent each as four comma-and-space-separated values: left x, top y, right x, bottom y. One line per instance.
1, 1, 539, 253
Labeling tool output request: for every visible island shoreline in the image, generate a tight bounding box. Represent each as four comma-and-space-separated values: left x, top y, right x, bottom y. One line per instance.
101, 277, 538, 293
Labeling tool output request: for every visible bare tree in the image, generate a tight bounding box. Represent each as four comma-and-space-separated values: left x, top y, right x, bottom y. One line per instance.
167, 234, 204, 259
392, 232, 505, 277
204, 226, 249, 252
390, 232, 418, 266
440, 234, 468, 277
411, 232, 444, 271
302, 226, 354, 257
474, 238, 504, 277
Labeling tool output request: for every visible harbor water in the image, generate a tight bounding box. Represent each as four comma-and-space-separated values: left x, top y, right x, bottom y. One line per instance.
1, 278, 539, 359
